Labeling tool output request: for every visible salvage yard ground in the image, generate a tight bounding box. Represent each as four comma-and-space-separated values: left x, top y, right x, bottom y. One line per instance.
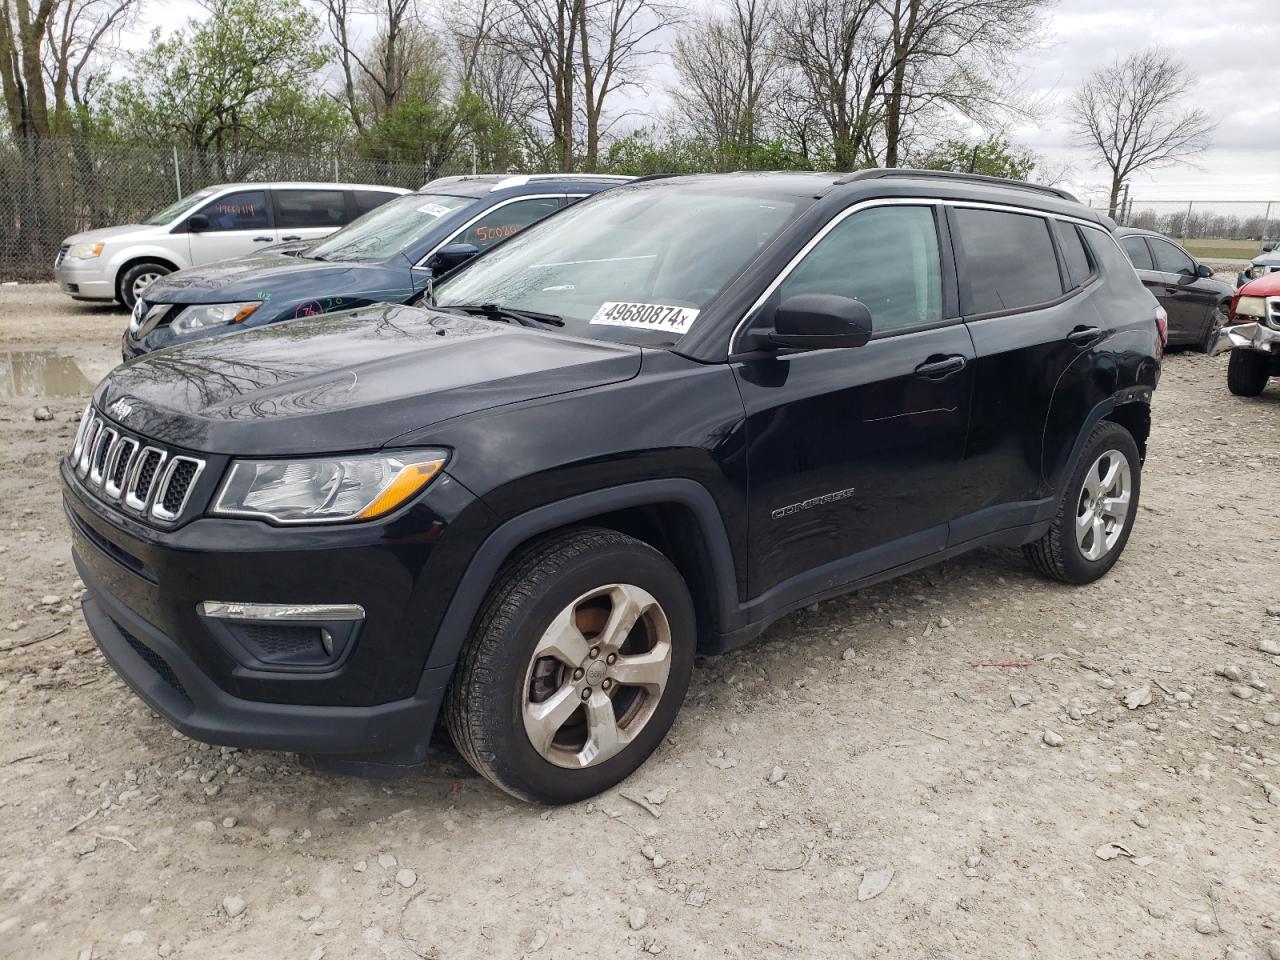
0, 283, 1278, 960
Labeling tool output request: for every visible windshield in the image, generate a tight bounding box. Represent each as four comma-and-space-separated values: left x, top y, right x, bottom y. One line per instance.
308, 193, 475, 262
434, 183, 804, 345
144, 189, 218, 225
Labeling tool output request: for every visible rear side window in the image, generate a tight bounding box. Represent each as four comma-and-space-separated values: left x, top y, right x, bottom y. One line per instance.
1054, 221, 1095, 288
1083, 227, 1142, 280
197, 190, 269, 232
355, 190, 397, 215
1120, 236, 1154, 270
779, 205, 942, 333
1150, 238, 1196, 276
952, 208, 1063, 314
276, 189, 348, 229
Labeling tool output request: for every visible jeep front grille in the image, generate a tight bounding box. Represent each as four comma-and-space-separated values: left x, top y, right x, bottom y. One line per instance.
70, 407, 206, 523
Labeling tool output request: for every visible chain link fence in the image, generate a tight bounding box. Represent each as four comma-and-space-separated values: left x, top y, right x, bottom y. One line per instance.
1107, 198, 1280, 261
1, 136, 474, 281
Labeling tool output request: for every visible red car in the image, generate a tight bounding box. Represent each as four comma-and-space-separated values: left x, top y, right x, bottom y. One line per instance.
1216, 271, 1280, 396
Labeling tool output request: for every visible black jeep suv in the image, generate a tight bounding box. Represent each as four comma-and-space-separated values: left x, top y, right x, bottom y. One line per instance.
63, 170, 1163, 804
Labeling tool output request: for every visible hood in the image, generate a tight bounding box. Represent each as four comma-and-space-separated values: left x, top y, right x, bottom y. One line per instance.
64, 224, 157, 244
1252, 251, 1280, 267
95, 302, 642, 456
141, 251, 373, 304
1238, 271, 1280, 298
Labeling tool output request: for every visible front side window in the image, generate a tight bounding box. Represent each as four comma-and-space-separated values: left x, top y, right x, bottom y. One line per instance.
308, 193, 474, 262
434, 183, 805, 345
147, 188, 218, 225
1121, 236, 1155, 270
449, 197, 562, 252
197, 190, 269, 232
952, 208, 1063, 314
276, 189, 347, 229
778, 205, 942, 333
1150, 239, 1196, 276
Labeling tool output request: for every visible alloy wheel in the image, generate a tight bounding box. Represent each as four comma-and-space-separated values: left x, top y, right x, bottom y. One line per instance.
1075, 450, 1131, 561
521, 583, 672, 769
131, 272, 162, 302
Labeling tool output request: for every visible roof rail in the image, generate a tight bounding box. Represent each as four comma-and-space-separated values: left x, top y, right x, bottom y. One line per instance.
833, 168, 1078, 203
488, 173, 635, 192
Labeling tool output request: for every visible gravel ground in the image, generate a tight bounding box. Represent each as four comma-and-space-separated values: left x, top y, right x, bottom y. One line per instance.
1, 282, 1279, 960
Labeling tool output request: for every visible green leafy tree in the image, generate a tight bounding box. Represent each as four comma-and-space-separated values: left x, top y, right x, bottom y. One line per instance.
102, 0, 346, 177
913, 136, 1037, 181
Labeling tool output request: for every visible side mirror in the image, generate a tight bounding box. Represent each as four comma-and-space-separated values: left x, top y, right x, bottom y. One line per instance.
1196, 263, 1214, 279
1262, 242, 1276, 253
768, 293, 873, 350
430, 242, 480, 273
187, 213, 210, 233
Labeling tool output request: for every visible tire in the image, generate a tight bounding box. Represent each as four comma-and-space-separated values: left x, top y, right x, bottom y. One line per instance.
1199, 306, 1227, 354
1227, 348, 1270, 397
117, 261, 172, 311
1024, 421, 1141, 585
445, 527, 696, 804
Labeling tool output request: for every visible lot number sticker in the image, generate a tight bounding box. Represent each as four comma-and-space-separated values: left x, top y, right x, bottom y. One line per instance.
589, 301, 699, 334
417, 202, 453, 217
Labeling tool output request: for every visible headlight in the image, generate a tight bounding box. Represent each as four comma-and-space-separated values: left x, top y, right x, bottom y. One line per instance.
68, 242, 104, 259
212, 450, 448, 524
170, 301, 261, 336
1234, 296, 1267, 319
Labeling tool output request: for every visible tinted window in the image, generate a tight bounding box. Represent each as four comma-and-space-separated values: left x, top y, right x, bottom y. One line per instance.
1054, 221, 1094, 288
197, 190, 269, 232
953, 208, 1062, 313
355, 190, 397, 215
1121, 236, 1154, 270
276, 189, 347, 229
1150, 238, 1196, 276
452, 197, 562, 252
1084, 227, 1142, 280
779, 205, 942, 333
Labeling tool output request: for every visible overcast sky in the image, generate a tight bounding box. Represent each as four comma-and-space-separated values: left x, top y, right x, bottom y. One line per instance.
134, 0, 1280, 209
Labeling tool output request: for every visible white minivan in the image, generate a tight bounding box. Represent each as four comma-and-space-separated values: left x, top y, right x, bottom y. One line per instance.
54, 181, 409, 309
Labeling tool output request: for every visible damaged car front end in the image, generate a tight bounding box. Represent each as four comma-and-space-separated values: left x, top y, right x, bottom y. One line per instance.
1213, 272, 1280, 396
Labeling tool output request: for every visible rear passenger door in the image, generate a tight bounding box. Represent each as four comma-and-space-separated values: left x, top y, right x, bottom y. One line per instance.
947, 206, 1101, 541
272, 188, 351, 244
733, 202, 974, 599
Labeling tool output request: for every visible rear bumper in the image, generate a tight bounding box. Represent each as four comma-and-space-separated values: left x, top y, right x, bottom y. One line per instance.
1212, 321, 1280, 356
78, 561, 452, 758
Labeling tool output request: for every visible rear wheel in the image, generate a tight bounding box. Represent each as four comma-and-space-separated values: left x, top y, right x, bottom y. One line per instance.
445, 527, 695, 804
1227, 348, 1270, 397
1024, 421, 1140, 585
118, 261, 171, 311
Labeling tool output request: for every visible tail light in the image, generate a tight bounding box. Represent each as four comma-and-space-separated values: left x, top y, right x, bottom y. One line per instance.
1154, 305, 1168, 349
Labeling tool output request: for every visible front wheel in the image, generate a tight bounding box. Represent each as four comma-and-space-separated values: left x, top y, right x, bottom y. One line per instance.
1199, 306, 1227, 353
118, 261, 171, 311
445, 527, 695, 804
1024, 421, 1141, 585
1227, 348, 1270, 397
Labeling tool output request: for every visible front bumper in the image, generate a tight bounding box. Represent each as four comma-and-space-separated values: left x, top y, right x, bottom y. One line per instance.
64, 455, 495, 763
55, 258, 115, 301
1212, 321, 1280, 357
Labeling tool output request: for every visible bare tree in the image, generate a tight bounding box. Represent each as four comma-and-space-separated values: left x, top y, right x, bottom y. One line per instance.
317, 0, 426, 127
1070, 49, 1217, 217
671, 0, 778, 164
0, 0, 60, 137
43, 0, 137, 132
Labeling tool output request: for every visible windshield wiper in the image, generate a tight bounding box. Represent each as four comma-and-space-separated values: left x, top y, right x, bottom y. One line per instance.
444, 303, 565, 328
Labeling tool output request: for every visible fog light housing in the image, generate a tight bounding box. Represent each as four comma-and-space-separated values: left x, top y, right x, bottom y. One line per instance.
197, 601, 365, 672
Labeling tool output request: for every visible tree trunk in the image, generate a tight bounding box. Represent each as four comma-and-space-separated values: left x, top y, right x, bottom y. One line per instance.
1107, 172, 1123, 219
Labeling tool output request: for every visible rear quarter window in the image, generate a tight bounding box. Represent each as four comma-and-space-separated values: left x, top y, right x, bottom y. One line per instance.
1054, 221, 1095, 288
1084, 227, 1142, 281
952, 208, 1064, 314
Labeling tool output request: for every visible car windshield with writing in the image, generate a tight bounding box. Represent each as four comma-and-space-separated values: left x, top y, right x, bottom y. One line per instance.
144, 189, 219, 226
308, 193, 475, 262
432, 183, 803, 346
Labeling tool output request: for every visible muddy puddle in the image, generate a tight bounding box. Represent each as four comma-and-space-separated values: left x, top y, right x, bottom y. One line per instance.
0, 351, 109, 398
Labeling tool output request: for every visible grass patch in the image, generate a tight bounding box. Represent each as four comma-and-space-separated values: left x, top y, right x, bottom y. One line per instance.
1178, 238, 1261, 260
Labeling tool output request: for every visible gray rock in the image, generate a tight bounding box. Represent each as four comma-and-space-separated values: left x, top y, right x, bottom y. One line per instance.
1266, 939, 1280, 960
395, 869, 416, 888
1230, 685, 1254, 700
857, 865, 894, 901
1226, 949, 1251, 960
841, 647, 857, 661
527, 929, 548, 952
628, 907, 648, 930
1042, 729, 1065, 748
705, 755, 737, 770
1264, 712, 1280, 727
32, 406, 53, 422
767, 766, 787, 785
1222, 664, 1246, 682
299, 904, 323, 921
1259, 639, 1280, 656
1194, 914, 1216, 935
1098, 677, 1116, 690
652, 854, 667, 869
222, 895, 247, 919
1122, 685, 1152, 710
686, 885, 707, 907
377, 853, 397, 869
1132, 812, 1150, 829
1010, 691, 1033, 708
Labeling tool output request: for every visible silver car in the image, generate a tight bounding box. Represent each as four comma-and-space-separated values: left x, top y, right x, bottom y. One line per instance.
55, 182, 409, 309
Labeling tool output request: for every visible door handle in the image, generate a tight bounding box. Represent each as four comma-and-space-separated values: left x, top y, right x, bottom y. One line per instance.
1067, 325, 1104, 346
252, 236, 274, 242
913, 355, 967, 379
280, 235, 302, 242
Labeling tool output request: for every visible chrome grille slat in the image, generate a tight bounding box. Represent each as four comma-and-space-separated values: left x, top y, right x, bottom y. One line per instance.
67, 409, 206, 523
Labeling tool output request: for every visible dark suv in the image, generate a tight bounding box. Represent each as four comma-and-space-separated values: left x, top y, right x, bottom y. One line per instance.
63, 170, 1163, 804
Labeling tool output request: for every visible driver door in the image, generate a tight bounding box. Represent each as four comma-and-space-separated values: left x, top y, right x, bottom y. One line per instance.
186, 189, 277, 266
732, 203, 974, 599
